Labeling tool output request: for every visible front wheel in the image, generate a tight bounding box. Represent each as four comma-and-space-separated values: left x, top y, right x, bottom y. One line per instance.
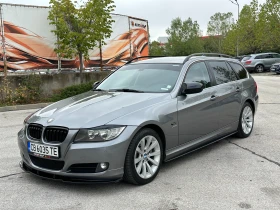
236, 102, 254, 138
123, 128, 163, 185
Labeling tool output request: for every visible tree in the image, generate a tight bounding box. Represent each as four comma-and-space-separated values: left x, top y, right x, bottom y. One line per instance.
237, 0, 260, 54
222, 25, 238, 56
207, 12, 234, 53
222, 0, 262, 55
203, 36, 222, 53
165, 17, 203, 56
149, 41, 166, 56
48, 0, 115, 75
257, 0, 280, 52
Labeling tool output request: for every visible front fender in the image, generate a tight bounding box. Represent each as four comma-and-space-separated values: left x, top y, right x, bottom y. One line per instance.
107, 98, 179, 150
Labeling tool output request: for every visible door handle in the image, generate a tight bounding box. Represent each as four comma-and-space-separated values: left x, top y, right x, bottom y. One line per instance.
210, 95, 217, 101
236, 87, 241, 92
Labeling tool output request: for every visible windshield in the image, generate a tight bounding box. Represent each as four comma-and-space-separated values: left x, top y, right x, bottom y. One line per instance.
97, 64, 182, 93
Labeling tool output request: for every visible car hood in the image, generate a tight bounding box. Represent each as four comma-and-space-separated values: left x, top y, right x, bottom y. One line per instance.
28, 91, 169, 128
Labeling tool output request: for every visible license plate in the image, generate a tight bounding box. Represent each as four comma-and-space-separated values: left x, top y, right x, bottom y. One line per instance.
28, 142, 59, 158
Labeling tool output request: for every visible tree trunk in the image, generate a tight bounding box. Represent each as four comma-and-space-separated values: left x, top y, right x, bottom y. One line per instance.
3, 58, 7, 79
99, 41, 103, 71
79, 52, 83, 83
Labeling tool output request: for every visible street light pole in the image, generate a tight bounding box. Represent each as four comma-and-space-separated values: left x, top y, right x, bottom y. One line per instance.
229, 0, 239, 57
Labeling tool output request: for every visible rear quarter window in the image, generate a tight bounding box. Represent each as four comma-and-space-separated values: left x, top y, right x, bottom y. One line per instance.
228, 62, 248, 79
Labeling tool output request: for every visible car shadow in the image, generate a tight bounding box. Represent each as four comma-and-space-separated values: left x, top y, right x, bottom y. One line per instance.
161, 137, 233, 171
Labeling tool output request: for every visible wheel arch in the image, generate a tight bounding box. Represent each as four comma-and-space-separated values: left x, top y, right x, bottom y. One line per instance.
244, 98, 255, 114
255, 63, 264, 69
140, 124, 166, 158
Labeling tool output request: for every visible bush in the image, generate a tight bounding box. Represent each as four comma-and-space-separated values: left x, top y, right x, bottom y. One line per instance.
49, 81, 94, 102
0, 74, 42, 106
15, 74, 43, 104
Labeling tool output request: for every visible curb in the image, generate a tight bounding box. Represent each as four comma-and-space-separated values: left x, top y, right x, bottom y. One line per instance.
0, 103, 51, 112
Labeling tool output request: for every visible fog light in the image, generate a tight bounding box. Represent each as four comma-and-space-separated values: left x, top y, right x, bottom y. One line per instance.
95, 162, 109, 172
100, 162, 108, 170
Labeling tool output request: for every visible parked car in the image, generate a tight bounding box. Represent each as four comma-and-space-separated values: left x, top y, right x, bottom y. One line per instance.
270, 63, 280, 74
18, 54, 258, 185
241, 52, 280, 73
235, 55, 249, 61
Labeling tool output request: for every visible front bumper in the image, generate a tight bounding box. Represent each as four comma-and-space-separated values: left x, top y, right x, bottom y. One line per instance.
271, 67, 280, 73
20, 161, 122, 183
18, 125, 138, 182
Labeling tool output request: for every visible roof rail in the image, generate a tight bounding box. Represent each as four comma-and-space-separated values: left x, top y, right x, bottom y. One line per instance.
183, 53, 234, 64
125, 56, 166, 65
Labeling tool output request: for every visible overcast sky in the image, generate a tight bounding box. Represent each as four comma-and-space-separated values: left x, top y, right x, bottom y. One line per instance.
1, 0, 266, 41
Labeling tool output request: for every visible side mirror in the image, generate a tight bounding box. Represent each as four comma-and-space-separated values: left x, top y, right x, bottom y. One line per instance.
180, 82, 204, 95
92, 81, 100, 89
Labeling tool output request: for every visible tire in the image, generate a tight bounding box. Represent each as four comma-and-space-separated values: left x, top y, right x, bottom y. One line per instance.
236, 102, 254, 138
255, 64, 264, 73
123, 128, 163, 185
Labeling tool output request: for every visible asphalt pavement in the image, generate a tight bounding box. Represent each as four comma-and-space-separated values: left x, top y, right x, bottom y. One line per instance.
0, 75, 280, 210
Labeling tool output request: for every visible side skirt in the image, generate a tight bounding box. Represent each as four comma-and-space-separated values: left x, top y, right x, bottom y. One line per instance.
164, 132, 237, 163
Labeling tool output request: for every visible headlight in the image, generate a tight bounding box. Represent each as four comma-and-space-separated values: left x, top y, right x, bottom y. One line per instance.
19, 123, 27, 139
74, 126, 126, 142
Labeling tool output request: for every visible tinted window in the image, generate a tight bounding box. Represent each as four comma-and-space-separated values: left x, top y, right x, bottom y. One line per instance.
185, 62, 211, 88
255, 55, 263, 59
98, 64, 182, 93
257, 54, 273, 59
229, 62, 248, 79
272, 54, 280, 58
208, 61, 237, 85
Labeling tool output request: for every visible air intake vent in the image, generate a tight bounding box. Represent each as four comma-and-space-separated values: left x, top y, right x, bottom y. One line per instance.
29, 155, 64, 170
44, 127, 68, 143
68, 163, 98, 173
27, 124, 43, 141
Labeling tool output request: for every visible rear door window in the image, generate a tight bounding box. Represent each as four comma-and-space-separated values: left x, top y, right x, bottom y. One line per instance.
263, 54, 273, 59
255, 55, 265, 59
228, 62, 248, 79
208, 61, 237, 85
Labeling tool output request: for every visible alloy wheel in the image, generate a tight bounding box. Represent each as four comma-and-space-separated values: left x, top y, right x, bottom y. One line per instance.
134, 135, 161, 179
256, 65, 264, 73
241, 106, 253, 134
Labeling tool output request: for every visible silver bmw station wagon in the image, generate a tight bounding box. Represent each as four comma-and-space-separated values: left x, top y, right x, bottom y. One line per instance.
18, 54, 259, 185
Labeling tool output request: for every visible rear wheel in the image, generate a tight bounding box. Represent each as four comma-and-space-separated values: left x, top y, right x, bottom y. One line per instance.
236, 102, 254, 138
123, 128, 163, 185
255, 64, 264, 73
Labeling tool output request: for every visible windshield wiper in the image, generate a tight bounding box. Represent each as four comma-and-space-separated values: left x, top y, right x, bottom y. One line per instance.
109, 88, 144, 93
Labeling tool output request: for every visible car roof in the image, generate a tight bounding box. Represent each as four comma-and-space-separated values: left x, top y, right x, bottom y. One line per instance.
131, 56, 186, 64
250, 52, 279, 56
130, 56, 240, 65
